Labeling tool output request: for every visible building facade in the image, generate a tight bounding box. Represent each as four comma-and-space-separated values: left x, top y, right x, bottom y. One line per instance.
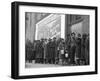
25, 13, 89, 43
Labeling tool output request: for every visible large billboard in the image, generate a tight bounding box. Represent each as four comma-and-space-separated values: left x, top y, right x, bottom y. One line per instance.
35, 14, 65, 40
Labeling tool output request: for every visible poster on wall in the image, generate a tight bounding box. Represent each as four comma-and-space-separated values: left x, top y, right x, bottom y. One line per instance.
11, 1, 98, 79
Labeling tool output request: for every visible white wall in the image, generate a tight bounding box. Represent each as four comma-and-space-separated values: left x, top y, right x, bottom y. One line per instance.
71, 15, 89, 35
0, 0, 99, 81
71, 22, 83, 35
26, 13, 36, 43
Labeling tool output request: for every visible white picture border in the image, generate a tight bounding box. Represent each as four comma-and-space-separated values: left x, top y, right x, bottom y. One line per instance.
19, 5, 95, 76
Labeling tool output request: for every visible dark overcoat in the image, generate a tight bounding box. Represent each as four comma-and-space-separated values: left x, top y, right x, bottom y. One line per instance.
26, 43, 33, 60
46, 41, 56, 59
81, 39, 86, 59
76, 38, 81, 58
43, 42, 48, 59
35, 42, 44, 59
85, 38, 89, 64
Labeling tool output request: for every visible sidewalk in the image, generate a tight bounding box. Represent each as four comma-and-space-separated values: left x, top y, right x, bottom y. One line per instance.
25, 62, 62, 68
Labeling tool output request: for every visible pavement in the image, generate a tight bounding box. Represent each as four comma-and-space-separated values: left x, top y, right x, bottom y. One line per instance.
25, 62, 62, 68
25, 60, 86, 68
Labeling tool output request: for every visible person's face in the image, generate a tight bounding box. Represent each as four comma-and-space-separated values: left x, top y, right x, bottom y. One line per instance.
49, 39, 51, 42
62, 39, 64, 42
53, 38, 56, 41
78, 34, 81, 38
72, 34, 75, 38
87, 35, 89, 39
68, 35, 71, 39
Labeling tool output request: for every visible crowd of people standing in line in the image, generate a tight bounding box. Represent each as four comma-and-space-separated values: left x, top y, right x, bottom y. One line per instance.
26, 32, 89, 66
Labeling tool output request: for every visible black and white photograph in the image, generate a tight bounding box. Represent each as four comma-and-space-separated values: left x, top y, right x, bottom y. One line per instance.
11, 1, 97, 79
25, 13, 90, 68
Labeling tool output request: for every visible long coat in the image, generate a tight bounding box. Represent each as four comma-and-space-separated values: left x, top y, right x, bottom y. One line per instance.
85, 38, 89, 64
35, 42, 44, 59
46, 41, 57, 59
43, 41, 48, 59
65, 38, 71, 59
76, 38, 81, 58
81, 39, 86, 60
55, 39, 61, 59
31, 42, 37, 60
70, 37, 76, 63
51, 41, 57, 59
26, 43, 33, 60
